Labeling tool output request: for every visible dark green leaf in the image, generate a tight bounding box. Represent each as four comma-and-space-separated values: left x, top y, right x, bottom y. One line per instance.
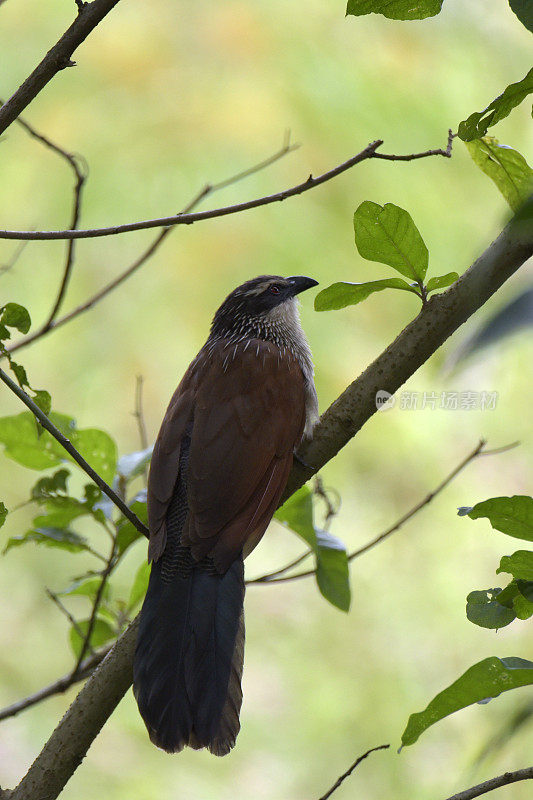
314, 278, 418, 311
32, 390, 52, 416
0, 303, 31, 334
69, 617, 116, 659
116, 495, 148, 555
4, 526, 89, 555
402, 657, 533, 746
353, 201, 428, 280
458, 68, 533, 141
465, 137, 533, 212
117, 446, 153, 480
0, 501, 7, 528
315, 530, 351, 611
128, 560, 151, 610
426, 272, 459, 293
497, 551, 533, 581
466, 496, 533, 542
31, 469, 70, 501
9, 360, 29, 388
509, 0, 533, 33
466, 589, 516, 629
346, 0, 443, 20
275, 486, 316, 548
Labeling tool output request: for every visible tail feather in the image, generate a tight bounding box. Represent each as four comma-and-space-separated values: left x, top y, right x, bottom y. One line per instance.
133, 554, 245, 755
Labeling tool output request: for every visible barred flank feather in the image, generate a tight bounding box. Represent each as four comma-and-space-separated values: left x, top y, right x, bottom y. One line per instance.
133, 437, 246, 755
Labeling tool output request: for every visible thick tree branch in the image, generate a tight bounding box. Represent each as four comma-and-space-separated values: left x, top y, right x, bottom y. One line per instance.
443, 766, 533, 800
0, 0, 122, 136
5, 199, 531, 800
0, 137, 455, 240
285, 200, 533, 498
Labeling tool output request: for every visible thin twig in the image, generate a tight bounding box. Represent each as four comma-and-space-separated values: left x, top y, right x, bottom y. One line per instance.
134, 376, 148, 452
249, 439, 514, 585
0, 366, 148, 537
317, 744, 390, 800
71, 537, 117, 676
46, 589, 93, 647
0, 0, 122, 136
373, 128, 455, 161
0, 136, 455, 240
443, 766, 533, 800
0, 240, 30, 273
7, 132, 298, 354
0, 646, 111, 723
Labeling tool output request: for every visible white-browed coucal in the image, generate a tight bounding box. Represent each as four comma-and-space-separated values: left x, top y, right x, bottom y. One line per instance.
133, 274, 318, 755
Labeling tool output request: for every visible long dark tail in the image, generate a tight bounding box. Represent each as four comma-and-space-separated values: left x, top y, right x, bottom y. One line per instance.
133, 436, 245, 756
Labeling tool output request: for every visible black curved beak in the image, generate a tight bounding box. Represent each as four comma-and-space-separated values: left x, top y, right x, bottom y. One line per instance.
286, 276, 319, 297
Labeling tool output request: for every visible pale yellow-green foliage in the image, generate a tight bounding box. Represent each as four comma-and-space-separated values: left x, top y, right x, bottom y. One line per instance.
0, 1, 531, 798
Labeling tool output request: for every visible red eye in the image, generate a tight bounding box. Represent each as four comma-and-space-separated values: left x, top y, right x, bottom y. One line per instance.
270, 285, 281, 295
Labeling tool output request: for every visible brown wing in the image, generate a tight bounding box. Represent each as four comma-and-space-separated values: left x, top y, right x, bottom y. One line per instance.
147, 338, 306, 571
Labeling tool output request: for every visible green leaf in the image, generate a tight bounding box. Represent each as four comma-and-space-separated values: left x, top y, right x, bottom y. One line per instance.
9, 360, 29, 388
59, 576, 110, 601
72, 428, 117, 484
497, 551, 533, 581
0, 501, 7, 528
315, 530, 351, 612
275, 486, 316, 548
31, 469, 71, 501
353, 201, 428, 281
69, 617, 116, 659
425, 272, 459, 293
0, 303, 31, 334
466, 496, 533, 542
0, 411, 116, 481
314, 278, 418, 311
116, 494, 148, 555
32, 390, 52, 416
465, 137, 533, 212
458, 68, 533, 141
4, 526, 90, 555
509, 0, 533, 33
466, 589, 516, 629
402, 656, 533, 747
128, 560, 151, 611
346, 0, 443, 20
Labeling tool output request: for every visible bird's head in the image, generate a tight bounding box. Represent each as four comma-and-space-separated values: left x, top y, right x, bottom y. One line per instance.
211, 275, 318, 338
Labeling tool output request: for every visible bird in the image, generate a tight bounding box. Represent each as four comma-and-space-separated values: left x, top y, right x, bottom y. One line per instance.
133, 274, 318, 756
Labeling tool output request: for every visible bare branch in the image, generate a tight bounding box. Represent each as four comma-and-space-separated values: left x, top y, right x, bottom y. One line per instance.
0, 0, 122, 136
71, 538, 117, 675
317, 744, 390, 800
0, 366, 148, 537
0, 136, 455, 240
46, 589, 95, 648
7, 132, 298, 354
248, 439, 503, 585
443, 766, 533, 800
0, 104, 87, 334
373, 128, 455, 161
0, 647, 110, 723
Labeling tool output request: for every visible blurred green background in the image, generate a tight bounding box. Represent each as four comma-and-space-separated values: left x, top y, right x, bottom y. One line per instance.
0, 0, 532, 798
